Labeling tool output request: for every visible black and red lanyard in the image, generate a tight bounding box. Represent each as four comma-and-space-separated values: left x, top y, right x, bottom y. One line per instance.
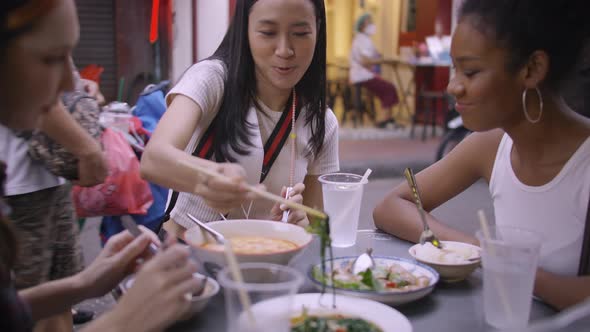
163, 102, 301, 221
192, 104, 300, 182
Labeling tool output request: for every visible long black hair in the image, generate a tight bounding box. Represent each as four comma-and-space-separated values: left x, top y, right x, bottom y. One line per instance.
459, 0, 590, 91
208, 0, 327, 162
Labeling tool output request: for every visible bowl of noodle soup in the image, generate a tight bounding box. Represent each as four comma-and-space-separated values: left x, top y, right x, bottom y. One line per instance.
184, 219, 312, 274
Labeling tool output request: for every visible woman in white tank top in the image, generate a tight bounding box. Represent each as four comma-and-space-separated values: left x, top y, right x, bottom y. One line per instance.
373, 0, 590, 310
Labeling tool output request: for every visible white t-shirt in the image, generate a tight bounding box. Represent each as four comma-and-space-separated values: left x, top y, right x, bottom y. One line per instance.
349, 32, 379, 84
489, 134, 590, 276
0, 124, 64, 196
166, 60, 340, 228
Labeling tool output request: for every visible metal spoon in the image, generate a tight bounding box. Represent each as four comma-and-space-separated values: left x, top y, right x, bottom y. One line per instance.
187, 213, 226, 244
121, 215, 207, 297
121, 215, 160, 254
403, 168, 442, 248
351, 248, 376, 275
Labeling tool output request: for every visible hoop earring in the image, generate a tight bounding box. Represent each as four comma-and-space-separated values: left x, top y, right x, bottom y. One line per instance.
522, 87, 543, 124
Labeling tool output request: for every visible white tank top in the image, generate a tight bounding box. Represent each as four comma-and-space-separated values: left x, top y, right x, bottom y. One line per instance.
489, 134, 590, 276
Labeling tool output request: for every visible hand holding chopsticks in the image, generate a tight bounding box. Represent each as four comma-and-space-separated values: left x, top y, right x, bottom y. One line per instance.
270, 183, 309, 226
184, 159, 261, 213
177, 159, 327, 220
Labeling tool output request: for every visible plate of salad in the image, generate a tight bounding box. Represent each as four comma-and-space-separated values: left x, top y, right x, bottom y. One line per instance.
290, 293, 411, 332
250, 293, 412, 332
308, 256, 439, 305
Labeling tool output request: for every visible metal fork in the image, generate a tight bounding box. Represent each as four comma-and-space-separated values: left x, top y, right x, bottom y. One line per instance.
403, 168, 442, 248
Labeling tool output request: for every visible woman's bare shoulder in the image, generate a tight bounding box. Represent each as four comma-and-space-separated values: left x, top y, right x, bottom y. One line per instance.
454, 129, 505, 179
468, 129, 505, 148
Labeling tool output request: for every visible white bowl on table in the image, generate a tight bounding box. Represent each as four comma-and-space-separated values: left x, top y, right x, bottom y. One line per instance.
308, 256, 439, 306
184, 219, 312, 275
122, 273, 220, 321
408, 240, 481, 282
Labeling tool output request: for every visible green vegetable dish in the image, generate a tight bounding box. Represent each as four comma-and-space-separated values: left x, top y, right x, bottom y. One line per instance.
312, 260, 430, 292
307, 215, 336, 305
290, 311, 383, 332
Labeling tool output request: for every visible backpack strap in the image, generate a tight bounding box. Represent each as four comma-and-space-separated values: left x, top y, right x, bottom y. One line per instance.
160, 103, 301, 229
578, 192, 590, 276
162, 122, 216, 225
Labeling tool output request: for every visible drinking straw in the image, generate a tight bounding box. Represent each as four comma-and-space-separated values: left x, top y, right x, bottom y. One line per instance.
478, 209, 513, 322
188, 214, 254, 325
361, 168, 372, 183
177, 158, 330, 327
223, 241, 255, 326
117, 77, 125, 101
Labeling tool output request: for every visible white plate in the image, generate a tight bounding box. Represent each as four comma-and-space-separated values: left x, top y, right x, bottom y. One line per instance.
309, 256, 439, 305
251, 293, 413, 332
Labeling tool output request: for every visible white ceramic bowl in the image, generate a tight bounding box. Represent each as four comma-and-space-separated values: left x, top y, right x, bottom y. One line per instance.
122, 273, 219, 320
408, 241, 481, 282
184, 219, 312, 275
308, 256, 439, 306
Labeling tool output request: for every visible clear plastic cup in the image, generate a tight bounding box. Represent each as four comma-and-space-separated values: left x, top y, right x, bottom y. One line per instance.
217, 263, 303, 332
319, 173, 368, 247
99, 111, 132, 132
476, 226, 542, 330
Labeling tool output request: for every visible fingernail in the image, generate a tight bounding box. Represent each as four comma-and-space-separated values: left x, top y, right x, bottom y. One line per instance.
280, 204, 287, 210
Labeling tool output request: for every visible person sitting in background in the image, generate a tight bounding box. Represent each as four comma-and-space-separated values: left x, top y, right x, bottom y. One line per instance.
373, 0, 590, 310
349, 13, 400, 128
425, 20, 451, 62
0, 0, 201, 331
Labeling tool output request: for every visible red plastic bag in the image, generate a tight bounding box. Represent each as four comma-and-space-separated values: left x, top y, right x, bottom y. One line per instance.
72, 128, 153, 217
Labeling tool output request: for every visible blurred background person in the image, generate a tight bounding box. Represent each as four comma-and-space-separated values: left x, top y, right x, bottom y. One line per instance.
349, 13, 400, 128
425, 20, 451, 62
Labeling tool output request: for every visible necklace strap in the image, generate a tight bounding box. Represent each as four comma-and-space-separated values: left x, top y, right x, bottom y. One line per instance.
289, 89, 297, 187
260, 90, 300, 183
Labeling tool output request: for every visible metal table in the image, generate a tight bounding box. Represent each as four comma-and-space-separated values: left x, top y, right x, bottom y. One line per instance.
382, 57, 452, 123
168, 230, 576, 332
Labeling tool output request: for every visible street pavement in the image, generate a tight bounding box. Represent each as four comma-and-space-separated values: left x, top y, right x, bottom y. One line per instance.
338, 126, 444, 178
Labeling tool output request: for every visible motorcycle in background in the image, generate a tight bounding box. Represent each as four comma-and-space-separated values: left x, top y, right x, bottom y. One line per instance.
435, 109, 470, 161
